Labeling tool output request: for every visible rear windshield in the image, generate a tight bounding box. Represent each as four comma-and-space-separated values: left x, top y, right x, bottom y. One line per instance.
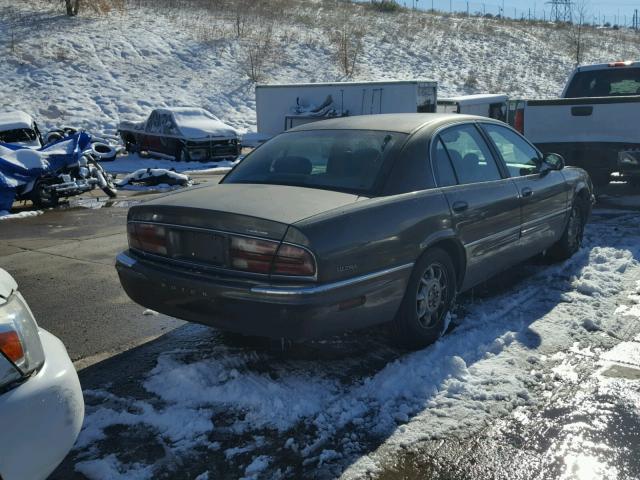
565, 67, 640, 98
223, 129, 406, 194
0, 128, 37, 143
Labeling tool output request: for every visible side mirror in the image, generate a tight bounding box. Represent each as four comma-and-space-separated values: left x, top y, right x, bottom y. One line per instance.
540, 153, 565, 174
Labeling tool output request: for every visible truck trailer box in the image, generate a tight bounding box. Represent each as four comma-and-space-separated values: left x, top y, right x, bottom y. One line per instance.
255, 80, 438, 137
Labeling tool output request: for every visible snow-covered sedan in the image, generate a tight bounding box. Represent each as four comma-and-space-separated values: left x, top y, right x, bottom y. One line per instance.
0, 268, 84, 480
0, 111, 43, 148
118, 107, 241, 162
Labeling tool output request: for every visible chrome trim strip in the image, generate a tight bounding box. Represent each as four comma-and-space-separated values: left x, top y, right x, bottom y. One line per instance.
464, 206, 571, 248
521, 207, 570, 235
250, 263, 414, 297
116, 252, 137, 268
464, 225, 521, 249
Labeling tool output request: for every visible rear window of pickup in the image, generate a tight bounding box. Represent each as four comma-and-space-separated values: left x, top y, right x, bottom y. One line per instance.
565, 67, 640, 98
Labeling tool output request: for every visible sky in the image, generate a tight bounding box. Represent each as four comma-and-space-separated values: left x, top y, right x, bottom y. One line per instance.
408, 0, 640, 25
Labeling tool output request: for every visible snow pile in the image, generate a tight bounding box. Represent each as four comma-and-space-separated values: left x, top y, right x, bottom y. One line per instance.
0, 210, 43, 220
115, 168, 192, 191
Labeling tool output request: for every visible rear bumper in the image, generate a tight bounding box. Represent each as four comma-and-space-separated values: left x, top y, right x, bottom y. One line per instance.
0, 330, 84, 480
116, 251, 411, 340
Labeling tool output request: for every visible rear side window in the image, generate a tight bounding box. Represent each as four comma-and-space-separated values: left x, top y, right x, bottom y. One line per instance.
565, 67, 640, 97
439, 125, 502, 185
482, 124, 541, 177
432, 138, 457, 187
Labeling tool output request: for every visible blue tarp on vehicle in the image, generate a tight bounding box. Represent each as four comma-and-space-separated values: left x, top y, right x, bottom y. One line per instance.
0, 132, 91, 211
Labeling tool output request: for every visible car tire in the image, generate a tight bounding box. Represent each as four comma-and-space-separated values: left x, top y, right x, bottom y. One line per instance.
90, 142, 118, 162
392, 248, 457, 349
548, 198, 587, 261
31, 181, 59, 208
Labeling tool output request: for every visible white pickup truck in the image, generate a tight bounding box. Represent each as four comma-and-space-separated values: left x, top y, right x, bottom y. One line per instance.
508, 61, 640, 187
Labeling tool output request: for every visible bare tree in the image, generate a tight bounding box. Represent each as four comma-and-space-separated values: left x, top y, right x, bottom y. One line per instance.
332, 13, 366, 77
63, 0, 81, 16
565, 0, 590, 66
241, 24, 275, 82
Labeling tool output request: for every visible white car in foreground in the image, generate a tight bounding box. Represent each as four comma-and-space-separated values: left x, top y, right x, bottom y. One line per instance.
0, 268, 84, 480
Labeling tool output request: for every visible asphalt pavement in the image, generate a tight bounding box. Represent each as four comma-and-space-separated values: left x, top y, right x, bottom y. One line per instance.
0, 173, 223, 363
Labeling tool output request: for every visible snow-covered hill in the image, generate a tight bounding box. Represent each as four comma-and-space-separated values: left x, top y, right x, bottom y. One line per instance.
0, 1, 638, 136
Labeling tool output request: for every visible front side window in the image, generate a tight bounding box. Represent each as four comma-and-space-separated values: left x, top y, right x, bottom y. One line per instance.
223, 129, 406, 194
483, 124, 540, 177
439, 124, 502, 185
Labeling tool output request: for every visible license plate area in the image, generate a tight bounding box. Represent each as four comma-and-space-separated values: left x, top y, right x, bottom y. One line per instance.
167, 229, 226, 266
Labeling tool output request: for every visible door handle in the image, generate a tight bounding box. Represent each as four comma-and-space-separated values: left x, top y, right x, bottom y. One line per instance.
521, 187, 533, 198
452, 201, 469, 213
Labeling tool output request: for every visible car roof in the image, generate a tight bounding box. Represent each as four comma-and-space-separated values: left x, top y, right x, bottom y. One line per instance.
0, 110, 34, 130
155, 107, 212, 117
286, 113, 492, 135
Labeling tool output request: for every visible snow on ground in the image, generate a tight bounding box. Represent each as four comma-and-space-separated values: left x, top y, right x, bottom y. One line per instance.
62, 209, 640, 479
0, 1, 639, 140
0, 209, 43, 220
101, 154, 236, 175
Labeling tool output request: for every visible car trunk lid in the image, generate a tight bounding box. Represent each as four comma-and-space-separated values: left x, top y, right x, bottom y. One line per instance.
127, 183, 362, 271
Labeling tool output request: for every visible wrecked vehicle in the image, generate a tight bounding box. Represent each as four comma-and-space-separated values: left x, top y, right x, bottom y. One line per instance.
117, 113, 594, 349
115, 168, 191, 189
118, 107, 241, 162
0, 132, 117, 211
0, 111, 44, 148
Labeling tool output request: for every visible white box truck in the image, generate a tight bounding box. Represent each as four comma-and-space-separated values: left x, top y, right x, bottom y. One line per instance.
437, 94, 508, 121
255, 80, 437, 137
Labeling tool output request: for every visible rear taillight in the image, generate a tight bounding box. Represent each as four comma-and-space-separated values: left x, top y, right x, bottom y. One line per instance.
229, 237, 279, 274
514, 109, 524, 134
272, 244, 316, 276
128, 223, 167, 256
229, 236, 316, 277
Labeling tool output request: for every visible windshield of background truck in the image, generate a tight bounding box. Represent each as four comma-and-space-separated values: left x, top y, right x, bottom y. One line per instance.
565, 67, 640, 98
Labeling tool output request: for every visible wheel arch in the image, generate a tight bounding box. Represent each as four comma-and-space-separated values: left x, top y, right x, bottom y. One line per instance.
420, 233, 467, 291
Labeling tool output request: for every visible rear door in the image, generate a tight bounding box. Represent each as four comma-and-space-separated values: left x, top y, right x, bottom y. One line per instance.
432, 123, 522, 290
480, 123, 570, 253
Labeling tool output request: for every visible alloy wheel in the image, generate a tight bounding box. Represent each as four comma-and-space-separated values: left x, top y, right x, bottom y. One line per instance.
416, 262, 448, 329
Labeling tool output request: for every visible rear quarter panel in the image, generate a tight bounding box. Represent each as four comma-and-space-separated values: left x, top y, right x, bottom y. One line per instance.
294, 189, 454, 283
